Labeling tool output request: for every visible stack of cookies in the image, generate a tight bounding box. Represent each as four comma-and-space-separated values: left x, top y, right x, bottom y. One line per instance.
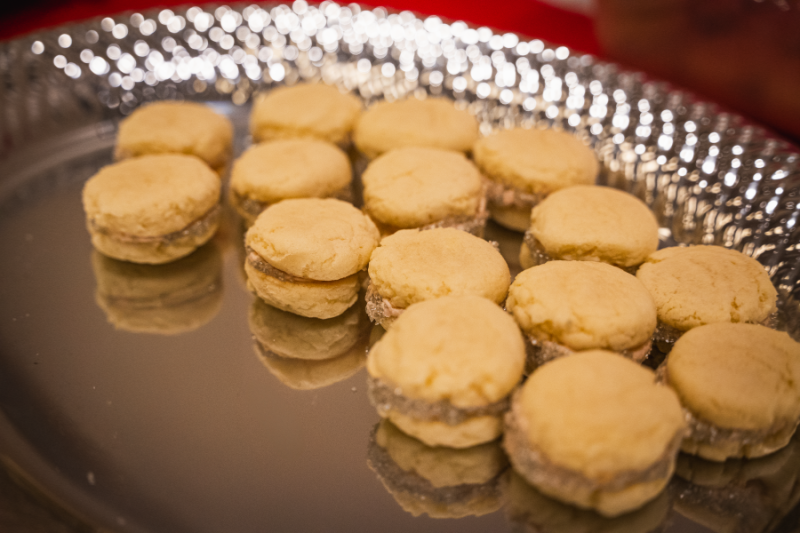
79, 82, 800, 523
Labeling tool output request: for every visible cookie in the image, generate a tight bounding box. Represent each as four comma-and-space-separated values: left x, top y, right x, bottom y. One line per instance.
82, 154, 221, 264
354, 98, 479, 159
115, 101, 233, 173
507, 261, 657, 366
230, 139, 352, 224
362, 147, 486, 236
250, 83, 362, 145
636, 245, 777, 344
244, 198, 379, 319
91, 244, 222, 334
665, 323, 800, 461
366, 228, 510, 328
474, 128, 598, 231
367, 295, 526, 448
503, 350, 685, 517
367, 419, 507, 518
521, 185, 659, 271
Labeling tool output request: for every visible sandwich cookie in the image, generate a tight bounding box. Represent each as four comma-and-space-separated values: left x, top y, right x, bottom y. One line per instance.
474, 127, 598, 232
366, 228, 510, 328
353, 98, 479, 159
244, 198, 379, 319
503, 350, 685, 517
521, 185, 659, 272
91, 244, 222, 334
367, 295, 526, 448
115, 101, 233, 174
636, 245, 778, 345
362, 147, 486, 237
82, 154, 221, 264
230, 139, 352, 224
250, 83, 362, 145
507, 261, 657, 367
250, 299, 370, 390
663, 323, 800, 461
367, 419, 508, 518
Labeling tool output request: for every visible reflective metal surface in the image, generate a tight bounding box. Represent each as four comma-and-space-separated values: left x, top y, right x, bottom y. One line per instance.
1, 2, 800, 532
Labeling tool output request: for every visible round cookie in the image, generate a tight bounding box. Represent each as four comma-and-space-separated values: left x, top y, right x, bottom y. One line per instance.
366, 228, 510, 327
82, 154, 221, 264
354, 98, 479, 159
245, 198, 379, 318
474, 127, 598, 232
91, 244, 222, 335
521, 185, 659, 271
362, 147, 485, 235
666, 323, 800, 461
230, 139, 352, 224
367, 295, 526, 448
115, 101, 233, 173
636, 245, 777, 343
250, 83, 362, 145
503, 350, 685, 517
367, 419, 507, 519
507, 261, 657, 364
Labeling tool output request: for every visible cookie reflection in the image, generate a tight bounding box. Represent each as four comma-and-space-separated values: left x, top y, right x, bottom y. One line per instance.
367, 419, 507, 519
249, 298, 370, 390
503, 470, 671, 533
91, 243, 222, 335
672, 433, 800, 533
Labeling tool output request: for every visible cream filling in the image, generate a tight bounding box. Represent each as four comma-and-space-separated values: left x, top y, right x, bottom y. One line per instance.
483, 178, 545, 209
504, 390, 684, 496
246, 247, 317, 284
522, 230, 640, 274
367, 376, 509, 426
525, 334, 653, 369
653, 312, 779, 347
658, 365, 798, 451
90, 204, 221, 245
365, 280, 404, 325
366, 425, 507, 505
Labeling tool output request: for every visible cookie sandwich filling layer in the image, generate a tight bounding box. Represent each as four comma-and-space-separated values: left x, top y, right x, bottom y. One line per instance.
231, 184, 354, 223
652, 312, 779, 347
367, 376, 510, 427
367, 191, 489, 239
523, 332, 652, 369
90, 204, 221, 247
503, 389, 684, 508
484, 178, 546, 212
657, 365, 799, 459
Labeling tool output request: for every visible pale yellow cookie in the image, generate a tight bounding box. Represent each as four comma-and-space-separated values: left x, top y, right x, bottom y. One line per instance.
92, 245, 222, 335
82, 154, 221, 264
367, 228, 510, 314
115, 101, 233, 172
362, 147, 484, 232
504, 350, 685, 517
667, 323, 800, 461
250, 83, 362, 145
475, 128, 598, 231
367, 295, 525, 448
244, 198, 379, 318
230, 139, 352, 223
246, 198, 379, 282
526, 185, 659, 269
354, 98, 479, 159
507, 261, 656, 356
636, 245, 777, 333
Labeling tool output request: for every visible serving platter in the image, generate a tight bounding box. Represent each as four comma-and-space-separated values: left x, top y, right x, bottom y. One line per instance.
1, 2, 800, 532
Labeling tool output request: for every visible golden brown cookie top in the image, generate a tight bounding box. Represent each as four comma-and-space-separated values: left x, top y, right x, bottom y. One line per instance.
667, 323, 800, 431
636, 245, 777, 331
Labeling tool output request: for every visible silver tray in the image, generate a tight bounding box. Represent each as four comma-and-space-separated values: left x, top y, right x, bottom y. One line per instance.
1, 3, 799, 532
